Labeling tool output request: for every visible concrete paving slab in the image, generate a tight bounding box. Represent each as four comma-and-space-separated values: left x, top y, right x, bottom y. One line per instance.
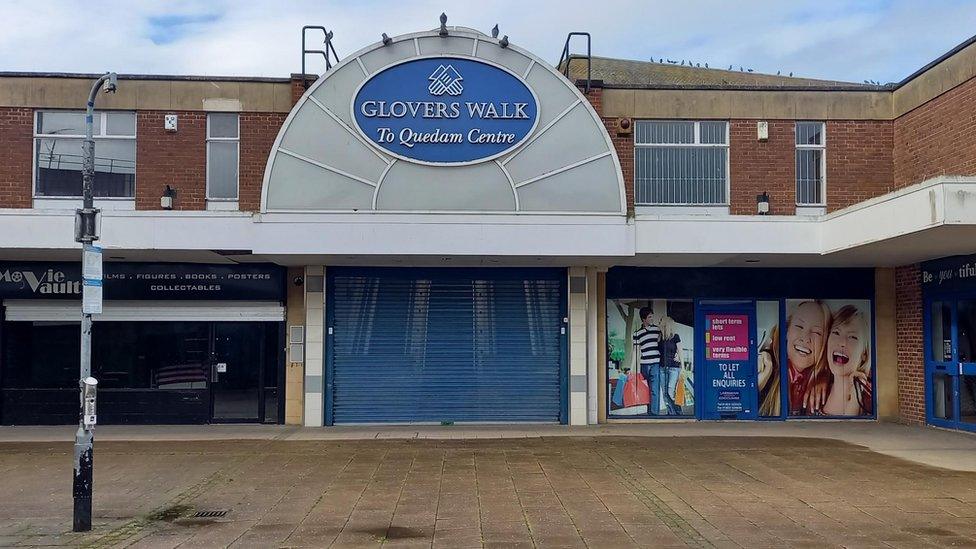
4, 425, 976, 545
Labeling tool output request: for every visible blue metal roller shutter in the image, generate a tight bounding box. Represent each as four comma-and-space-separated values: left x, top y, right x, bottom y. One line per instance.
328, 268, 566, 424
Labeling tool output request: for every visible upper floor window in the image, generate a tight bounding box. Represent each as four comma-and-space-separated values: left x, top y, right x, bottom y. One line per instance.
207, 113, 239, 201
34, 111, 136, 198
795, 121, 826, 206
634, 120, 728, 206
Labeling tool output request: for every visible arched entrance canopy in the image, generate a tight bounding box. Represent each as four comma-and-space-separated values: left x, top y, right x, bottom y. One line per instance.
262, 27, 626, 214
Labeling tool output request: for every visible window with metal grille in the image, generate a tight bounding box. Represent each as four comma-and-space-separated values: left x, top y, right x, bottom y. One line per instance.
207, 113, 240, 200
34, 111, 136, 197
795, 121, 826, 206
634, 120, 729, 205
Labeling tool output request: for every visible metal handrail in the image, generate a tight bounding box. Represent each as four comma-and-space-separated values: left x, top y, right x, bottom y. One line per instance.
301, 26, 340, 90
557, 32, 592, 93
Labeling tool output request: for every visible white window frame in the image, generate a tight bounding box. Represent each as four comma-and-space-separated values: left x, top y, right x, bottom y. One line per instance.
633, 120, 731, 206
795, 121, 827, 207
32, 110, 137, 200
206, 113, 240, 202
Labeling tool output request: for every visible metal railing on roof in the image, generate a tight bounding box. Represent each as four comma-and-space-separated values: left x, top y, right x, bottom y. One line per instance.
557, 32, 592, 93
301, 26, 340, 90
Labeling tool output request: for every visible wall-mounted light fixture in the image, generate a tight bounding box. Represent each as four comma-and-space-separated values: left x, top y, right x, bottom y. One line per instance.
161, 185, 176, 210
757, 191, 770, 215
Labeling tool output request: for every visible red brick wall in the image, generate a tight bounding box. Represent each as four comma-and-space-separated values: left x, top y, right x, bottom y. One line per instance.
136, 111, 207, 210
240, 113, 287, 211
730, 120, 795, 215
729, 119, 894, 215
291, 74, 316, 106
0, 107, 34, 208
584, 86, 635, 214
135, 110, 285, 212
826, 120, 894, 210
895, 264, 925, 424
894, 76, 976, 188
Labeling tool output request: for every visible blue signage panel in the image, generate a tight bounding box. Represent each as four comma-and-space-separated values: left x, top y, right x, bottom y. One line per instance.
698, 304, 757, 420
353, 57, 538, 164
922, 253, 976, 295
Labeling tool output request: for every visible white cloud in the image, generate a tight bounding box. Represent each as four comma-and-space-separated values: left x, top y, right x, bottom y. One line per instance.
0, 0, 973, 83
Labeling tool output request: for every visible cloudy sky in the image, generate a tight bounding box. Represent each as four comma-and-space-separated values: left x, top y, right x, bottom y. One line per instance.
2, 0, 974, 83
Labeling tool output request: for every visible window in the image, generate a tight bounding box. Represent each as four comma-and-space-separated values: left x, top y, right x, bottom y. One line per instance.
34, 111, 136, 197
795, 121, 826, 205
634, 120, 728, 205
207, 113, 239, 200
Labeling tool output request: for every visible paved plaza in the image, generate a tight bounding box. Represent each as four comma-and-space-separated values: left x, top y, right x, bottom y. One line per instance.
3, 425, 976, 547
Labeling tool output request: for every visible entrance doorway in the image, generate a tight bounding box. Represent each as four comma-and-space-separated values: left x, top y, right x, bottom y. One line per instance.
926, 298, 976, 430
327, 267, 567, 425
697, 302, 758, 420
210, 322, 275, 422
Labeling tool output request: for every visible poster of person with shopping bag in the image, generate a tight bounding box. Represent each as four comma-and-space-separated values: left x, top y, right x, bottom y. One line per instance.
608, 299, 695, 417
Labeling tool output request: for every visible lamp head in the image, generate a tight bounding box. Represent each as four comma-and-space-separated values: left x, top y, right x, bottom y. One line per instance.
104, 72, 118, 93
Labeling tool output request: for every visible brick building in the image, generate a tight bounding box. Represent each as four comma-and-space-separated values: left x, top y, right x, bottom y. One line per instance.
0, 26, 974, 430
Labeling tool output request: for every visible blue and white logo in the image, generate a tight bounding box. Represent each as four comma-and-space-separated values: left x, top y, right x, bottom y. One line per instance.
353, 57, 539, 165
428, 65, 463, 96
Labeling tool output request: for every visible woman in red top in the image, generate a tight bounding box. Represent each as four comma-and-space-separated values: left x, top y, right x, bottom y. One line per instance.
758, 300, 831, 416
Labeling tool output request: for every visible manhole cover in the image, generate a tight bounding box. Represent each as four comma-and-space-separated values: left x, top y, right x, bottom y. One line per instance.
192, 510, 229, 518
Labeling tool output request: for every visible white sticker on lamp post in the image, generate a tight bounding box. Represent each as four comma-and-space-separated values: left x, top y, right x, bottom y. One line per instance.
82, 244, 103, 314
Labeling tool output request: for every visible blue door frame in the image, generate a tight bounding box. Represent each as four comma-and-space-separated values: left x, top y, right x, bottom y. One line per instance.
695, 300, 758, 420
924, 296, 976, 432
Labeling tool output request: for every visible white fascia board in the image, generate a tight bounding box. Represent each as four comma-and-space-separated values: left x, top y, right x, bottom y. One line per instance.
250, 213, 635, 257
634, 215, 820, 256
0, 210, 253, 251
1, 176, 974, 261
817, 176, 976, 254
105, 212, 255, 251
635, 177, 976, 258
943, 182, 976, 224
821, 184, 945, 254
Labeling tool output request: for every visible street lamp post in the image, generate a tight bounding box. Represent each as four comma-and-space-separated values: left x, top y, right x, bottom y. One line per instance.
72, 71, 116, 532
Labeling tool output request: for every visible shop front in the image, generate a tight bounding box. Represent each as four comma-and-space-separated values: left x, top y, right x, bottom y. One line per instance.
922, 254, 976, 431
0, 262, 285, 425
325, 267, 567, 424
258, 26, 628, 426
606, 267, 877, 421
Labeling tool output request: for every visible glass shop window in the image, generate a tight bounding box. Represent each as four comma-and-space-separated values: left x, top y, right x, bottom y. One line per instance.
34, 111, 136, 197
207, 113, 240, 201
606, 298, 696, 418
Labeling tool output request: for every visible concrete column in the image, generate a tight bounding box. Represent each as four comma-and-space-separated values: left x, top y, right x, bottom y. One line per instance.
596, 270, 608, 423
284, 266, 306, 425
568, 267, 588, 425
303, 266, 325, 427
586, 267, 599, 424
875, 267, 899, 420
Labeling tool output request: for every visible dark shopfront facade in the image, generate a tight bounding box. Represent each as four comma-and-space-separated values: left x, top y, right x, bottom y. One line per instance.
606, 267, 877, 422
0, 262, 286, 425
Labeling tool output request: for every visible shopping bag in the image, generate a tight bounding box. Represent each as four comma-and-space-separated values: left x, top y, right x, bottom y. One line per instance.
611, 375, 626, 408
673, 369, 686, 407
623, 372, 650, 407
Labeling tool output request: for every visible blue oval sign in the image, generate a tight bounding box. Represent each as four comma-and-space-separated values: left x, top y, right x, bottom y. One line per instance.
353, 57, 538, 165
